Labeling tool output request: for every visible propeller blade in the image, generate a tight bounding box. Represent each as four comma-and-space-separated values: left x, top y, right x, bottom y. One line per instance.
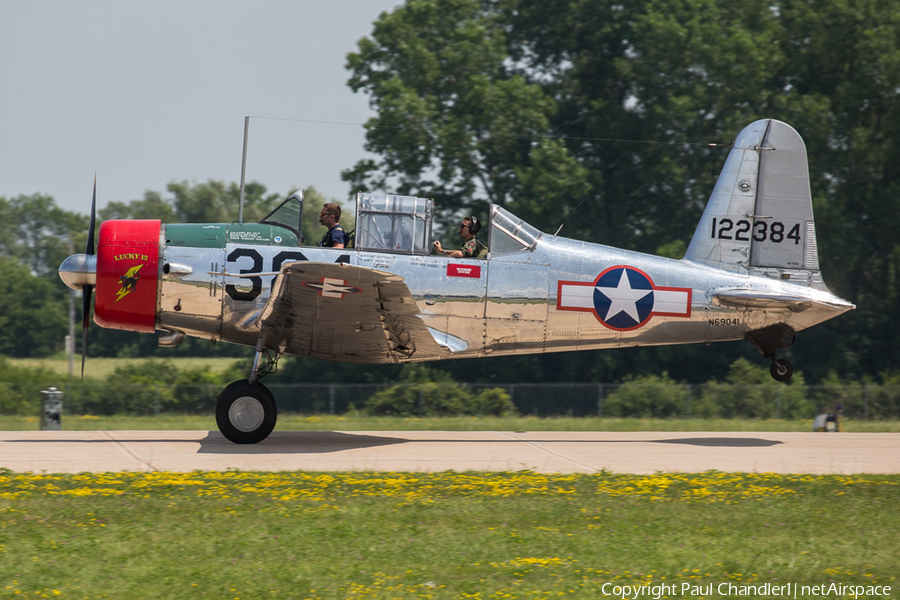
80, 174, 97, 379
85, 173, 97, 256
81, 284, 93, 379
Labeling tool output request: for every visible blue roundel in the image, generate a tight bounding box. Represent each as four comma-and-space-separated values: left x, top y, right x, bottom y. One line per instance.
592, 267, 655, 330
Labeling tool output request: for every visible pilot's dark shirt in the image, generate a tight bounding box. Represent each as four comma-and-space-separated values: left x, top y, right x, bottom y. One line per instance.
319, 224, 348, 247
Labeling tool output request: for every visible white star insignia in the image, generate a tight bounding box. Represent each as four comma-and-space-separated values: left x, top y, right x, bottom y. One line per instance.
597, 269, 651, 322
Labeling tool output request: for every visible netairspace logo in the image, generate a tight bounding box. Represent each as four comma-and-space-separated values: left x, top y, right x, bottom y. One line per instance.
600, 582, 892, 599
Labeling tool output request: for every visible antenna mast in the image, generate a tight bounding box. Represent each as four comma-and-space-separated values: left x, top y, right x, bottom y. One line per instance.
554, 198, 585, 236
238, 116, 250, 224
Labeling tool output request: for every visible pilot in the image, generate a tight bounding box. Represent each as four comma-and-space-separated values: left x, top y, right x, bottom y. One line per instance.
433, 216, 488, 259
318, 203, 349, 249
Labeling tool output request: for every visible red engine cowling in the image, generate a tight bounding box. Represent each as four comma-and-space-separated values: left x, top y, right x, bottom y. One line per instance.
94, 220, 161, 333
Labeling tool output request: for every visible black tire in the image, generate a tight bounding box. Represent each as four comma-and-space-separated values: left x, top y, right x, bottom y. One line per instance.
215, 380, 277, 444
770, 359, 793, 382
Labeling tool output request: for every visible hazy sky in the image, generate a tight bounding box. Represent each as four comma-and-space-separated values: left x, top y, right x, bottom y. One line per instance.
1, 0, 403, 214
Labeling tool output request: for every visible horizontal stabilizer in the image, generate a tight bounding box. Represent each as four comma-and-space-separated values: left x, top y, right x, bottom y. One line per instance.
714, 288, 855, 314
714, 289, 812, 312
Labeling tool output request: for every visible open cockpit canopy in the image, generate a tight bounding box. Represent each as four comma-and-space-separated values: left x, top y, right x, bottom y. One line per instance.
354, 192, 434, 255
260, 188, 543, 258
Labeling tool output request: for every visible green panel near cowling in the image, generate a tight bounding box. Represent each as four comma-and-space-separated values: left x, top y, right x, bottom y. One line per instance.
164, 224, 226, 248
226, 223, 299, 246
164, 223, 300, 248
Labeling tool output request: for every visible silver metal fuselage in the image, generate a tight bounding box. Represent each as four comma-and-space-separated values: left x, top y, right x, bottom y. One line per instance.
140, 120, 859, 365
157, 230, 852, 363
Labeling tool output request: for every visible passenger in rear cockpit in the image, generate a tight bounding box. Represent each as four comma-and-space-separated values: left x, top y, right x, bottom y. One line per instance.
433, 216, 488, 259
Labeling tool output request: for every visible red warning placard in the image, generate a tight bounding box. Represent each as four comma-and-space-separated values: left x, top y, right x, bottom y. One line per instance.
447, 264, 482, 278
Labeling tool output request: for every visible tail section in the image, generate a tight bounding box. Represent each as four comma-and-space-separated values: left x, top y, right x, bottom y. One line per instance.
684, 119, 824, 288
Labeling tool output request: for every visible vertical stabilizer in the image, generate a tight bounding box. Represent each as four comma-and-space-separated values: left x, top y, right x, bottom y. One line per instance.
684, 119, 822, 287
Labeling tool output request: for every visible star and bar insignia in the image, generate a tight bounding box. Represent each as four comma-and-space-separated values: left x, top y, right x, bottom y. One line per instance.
301, 277, 362, 299
556, 266, 691, 331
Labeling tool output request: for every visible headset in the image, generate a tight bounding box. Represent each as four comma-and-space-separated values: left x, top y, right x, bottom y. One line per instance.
464, 216, 481, 235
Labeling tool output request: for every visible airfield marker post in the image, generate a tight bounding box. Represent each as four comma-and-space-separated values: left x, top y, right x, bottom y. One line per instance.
40, 387, 64, 431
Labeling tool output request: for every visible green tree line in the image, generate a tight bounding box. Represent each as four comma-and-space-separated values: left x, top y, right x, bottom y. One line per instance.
2, 0, 898, 386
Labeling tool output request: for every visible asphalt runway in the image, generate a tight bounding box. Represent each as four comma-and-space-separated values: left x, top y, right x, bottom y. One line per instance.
1, 430, 897, 474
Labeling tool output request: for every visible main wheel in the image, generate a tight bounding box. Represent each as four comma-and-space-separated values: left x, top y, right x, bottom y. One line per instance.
215, 380, 277, 444
770, 359, 793, 382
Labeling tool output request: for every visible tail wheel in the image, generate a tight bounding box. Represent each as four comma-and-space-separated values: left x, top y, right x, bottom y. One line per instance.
216, 380, 277, 444
770, 359, 793, 382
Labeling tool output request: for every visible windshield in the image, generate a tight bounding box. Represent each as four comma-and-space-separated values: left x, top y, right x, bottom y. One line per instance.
489, 205, 541, 254
260, 193, 303, 239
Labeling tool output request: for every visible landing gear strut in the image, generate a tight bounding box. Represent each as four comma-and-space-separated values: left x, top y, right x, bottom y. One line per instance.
745, 323, 796, 382
215, 343, 281, 444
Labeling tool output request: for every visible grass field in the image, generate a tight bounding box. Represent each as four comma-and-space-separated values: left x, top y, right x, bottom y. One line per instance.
8, 357, 246, 379
2, 414, 900, 433
0, 470, 896, 598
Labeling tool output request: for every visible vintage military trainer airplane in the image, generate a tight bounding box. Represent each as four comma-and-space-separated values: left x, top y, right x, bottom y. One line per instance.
59, 119, 854, 443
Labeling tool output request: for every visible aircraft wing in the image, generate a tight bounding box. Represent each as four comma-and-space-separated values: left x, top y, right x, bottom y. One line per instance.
255, 262, 444, 363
